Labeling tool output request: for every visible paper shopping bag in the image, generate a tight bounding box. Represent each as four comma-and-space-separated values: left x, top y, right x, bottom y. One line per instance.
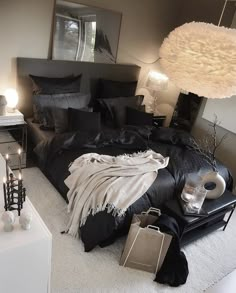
120, 208, 172, 274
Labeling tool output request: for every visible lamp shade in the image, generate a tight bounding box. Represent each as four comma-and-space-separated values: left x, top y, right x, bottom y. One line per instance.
146, 71, 168, 91
4, 88, 19, 108
159, 22, 236, 99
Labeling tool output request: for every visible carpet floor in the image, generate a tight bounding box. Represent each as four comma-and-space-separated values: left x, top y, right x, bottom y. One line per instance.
23, 167, 236, 293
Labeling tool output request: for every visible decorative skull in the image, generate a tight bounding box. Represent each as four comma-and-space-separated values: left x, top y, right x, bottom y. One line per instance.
1, 211, 15, 232
19, 211, 32, 230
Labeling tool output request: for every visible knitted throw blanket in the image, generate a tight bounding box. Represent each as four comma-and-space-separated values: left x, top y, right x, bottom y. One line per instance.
65, 150, 169, 237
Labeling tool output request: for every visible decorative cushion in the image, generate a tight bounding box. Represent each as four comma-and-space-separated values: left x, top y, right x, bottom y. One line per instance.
97, 79, 138, 99
126, 107, 153, 126
52, 107, 93, 134
98, 95, 144, 128
68, 108, 101, 133
33, 92, 91, 123
52, 108, 68, 134
29, 74, 82, 94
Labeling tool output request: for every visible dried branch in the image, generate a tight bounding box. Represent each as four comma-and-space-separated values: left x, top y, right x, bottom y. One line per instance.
216, 133, 228, 149
188, 115, 227, 171
188, 137, 217, 170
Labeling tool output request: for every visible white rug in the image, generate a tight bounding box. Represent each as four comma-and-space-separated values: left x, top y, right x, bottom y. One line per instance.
23, 167, 236, 293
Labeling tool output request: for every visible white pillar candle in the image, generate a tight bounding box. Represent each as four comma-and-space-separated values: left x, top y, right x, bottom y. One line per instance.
18, 149, 22, 173
5, 154, 9, 181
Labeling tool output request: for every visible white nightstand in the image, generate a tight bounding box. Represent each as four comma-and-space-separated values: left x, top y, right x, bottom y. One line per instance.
0, 154, 52, 293
0, 110, 27, 169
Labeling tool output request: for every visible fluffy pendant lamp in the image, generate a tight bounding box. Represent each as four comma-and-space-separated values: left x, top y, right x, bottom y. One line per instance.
159, 21, 236, 99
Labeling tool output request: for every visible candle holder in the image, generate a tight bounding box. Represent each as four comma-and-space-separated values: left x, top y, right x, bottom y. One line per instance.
3, 173, 26, 216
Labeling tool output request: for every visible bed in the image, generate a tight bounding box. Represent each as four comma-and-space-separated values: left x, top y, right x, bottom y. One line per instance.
17, 58, 233, 252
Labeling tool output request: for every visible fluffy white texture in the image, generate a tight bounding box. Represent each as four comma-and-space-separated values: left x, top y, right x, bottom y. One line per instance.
160, 22, 236, 99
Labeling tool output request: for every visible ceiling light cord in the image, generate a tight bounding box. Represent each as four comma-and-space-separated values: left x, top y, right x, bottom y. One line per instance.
218, 0, 228, 26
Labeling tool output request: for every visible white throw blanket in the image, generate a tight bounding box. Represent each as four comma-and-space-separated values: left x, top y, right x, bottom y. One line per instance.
65, 150, 169, 237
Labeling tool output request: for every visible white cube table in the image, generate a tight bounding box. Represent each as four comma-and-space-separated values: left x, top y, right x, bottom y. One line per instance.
0, 154, 52, 293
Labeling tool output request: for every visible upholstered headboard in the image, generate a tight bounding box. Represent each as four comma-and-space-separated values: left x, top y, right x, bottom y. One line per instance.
16, 58, 141, 118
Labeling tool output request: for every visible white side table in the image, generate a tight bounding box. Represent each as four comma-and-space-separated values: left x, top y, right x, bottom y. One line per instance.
0, 154, 52, 293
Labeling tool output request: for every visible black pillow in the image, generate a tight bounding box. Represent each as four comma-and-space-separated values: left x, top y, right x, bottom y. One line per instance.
33, 92, 91, 123
126, 107, 153, 126
30, 74, 82, 94
68, 108, 101, 132
52, 108, 68, 134
99, 95, 144, 128
97, 79, 137, 99
53, 107, 93, 134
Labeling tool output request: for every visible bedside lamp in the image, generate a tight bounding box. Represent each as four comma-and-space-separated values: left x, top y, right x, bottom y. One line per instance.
146, 71, 168, 91
4, 88, 19, 112
145, 71, 168, 114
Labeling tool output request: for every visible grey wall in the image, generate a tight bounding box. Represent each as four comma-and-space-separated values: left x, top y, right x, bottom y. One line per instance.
0, 0, 55, 93
0, 0, 182, 126
192, 101, 236, 189
178, 0, 225, 25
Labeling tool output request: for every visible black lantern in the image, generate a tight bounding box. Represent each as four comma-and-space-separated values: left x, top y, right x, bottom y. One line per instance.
3, 151, 26, 216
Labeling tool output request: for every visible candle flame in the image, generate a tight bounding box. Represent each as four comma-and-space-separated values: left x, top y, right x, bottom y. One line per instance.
6, 154, 9, 160
18, 173, 22, 180
18, 149, 22, 155
3, 177, 6, 184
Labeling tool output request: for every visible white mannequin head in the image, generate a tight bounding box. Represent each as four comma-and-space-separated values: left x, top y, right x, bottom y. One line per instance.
19, 211, 32, 230
1, 211, 15, 232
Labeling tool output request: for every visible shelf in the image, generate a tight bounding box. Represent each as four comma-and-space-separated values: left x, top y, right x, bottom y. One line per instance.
164, 192, 236, 247
183, 208, 232, 233
181, 220, 226, 247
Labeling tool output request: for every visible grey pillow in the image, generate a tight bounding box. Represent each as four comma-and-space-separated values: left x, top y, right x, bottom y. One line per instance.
99, 95, 144, 128
39, 107, 55, 131
33, 92, 91, 123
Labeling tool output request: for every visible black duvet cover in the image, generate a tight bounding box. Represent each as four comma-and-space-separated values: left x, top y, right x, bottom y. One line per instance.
35, 126, 232, 251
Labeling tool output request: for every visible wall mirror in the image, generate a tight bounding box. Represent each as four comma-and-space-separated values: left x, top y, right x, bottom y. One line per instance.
52, 0, 122, 63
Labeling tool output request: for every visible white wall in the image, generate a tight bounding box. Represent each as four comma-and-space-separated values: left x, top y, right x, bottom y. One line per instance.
0, 0, 182, 125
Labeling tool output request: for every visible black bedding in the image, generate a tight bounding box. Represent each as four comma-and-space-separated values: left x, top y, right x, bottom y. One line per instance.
35, 126, 233, 251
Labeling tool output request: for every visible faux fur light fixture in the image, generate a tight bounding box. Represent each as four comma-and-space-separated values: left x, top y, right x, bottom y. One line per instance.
159, 22, 236, 99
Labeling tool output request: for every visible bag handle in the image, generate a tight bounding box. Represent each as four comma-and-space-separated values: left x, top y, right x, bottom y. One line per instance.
142, 207, 161, 216
146, 227, 165, 274
147, 225, 160, 231
123, 229, 141, 267
155, 232, 165, 274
